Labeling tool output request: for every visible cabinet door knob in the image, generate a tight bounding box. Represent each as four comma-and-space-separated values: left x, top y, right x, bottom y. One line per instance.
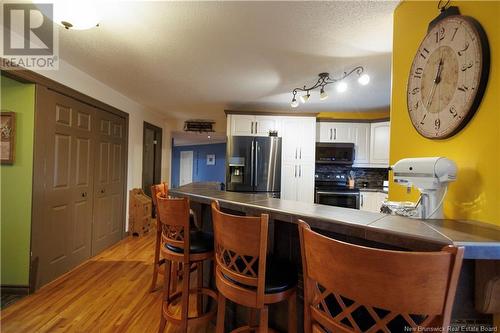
100, 189, 105, 194
81, 192, 87, 198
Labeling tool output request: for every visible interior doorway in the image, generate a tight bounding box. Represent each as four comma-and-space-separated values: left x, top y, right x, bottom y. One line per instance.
142, 122, 162, 197
179, 151, 194, 186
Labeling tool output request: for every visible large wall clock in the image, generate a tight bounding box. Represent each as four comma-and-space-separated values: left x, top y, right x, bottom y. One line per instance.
407, 6, 490, 139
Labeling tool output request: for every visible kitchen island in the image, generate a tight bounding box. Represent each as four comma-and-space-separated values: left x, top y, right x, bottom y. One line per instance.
170, 182, 500, 331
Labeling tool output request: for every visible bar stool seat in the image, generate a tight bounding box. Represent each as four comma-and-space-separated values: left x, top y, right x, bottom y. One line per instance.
263, 257, 297, 294
222, 257, 297, 294
165, 231, 214, 254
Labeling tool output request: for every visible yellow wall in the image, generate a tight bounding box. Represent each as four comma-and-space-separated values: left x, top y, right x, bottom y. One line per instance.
317, 109, 390, 120
390, 1, 500, 226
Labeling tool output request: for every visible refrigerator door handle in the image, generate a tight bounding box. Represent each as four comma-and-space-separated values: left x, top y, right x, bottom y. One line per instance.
251, 140, 255, 186
251, 122, 254, 134
254, 140, 259, 186
299, 165, 302, 177
294, 165, 297, 178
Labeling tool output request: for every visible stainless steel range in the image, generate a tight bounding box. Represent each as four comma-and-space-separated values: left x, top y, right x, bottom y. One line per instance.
314, 172, 360, 209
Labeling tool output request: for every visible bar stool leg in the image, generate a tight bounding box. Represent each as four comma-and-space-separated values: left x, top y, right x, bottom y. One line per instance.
150, 230, 161, 292
216, 293, 226, 333
248, 308, 258, 329
288, 291, 297, 333
259, 306, 269, 333
197, 261, 204, 316
180, 262, 191, 332
158, 259, 171, 333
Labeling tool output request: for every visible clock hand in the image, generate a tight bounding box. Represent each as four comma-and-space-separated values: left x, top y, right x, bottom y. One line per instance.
425, 58, 444, 110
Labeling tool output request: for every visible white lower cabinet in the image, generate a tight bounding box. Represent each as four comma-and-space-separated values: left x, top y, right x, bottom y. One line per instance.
281, 163, 315, 203
360, 191, 388, 213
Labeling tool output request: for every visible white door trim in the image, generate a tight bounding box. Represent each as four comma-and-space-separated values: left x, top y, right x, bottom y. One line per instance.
179, 150, 194, 186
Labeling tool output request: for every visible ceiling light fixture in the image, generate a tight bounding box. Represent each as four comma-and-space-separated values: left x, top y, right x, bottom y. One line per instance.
300, 92, 311, 103
358, 73, 370, 85
52, 0, 100, 30
290, 66, 369, 108
336, 81, 348, 93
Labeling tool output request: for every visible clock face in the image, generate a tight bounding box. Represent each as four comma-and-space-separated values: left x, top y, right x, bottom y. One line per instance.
407, 15, 488, 139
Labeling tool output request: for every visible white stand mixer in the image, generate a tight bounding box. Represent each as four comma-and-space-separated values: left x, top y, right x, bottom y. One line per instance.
384, 157, 457, 219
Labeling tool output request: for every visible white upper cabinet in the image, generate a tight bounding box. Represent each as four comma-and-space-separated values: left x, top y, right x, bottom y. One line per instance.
370, 121, 390, 166
317, 122, 351, 142
351, 123, 371, 166
317, 121, 390, 167
281, 117, 316, 164
228, 114, 281, 137
254, 116, 280, 136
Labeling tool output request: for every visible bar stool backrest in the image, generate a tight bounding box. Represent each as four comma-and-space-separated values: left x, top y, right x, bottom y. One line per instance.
211, 200, 269, 308
298, 220, 464, 333
151, 182, 168, 212
156, 195, 191, 263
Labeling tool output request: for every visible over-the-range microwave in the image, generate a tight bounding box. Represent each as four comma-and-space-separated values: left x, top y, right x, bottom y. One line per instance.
315, 143, 355, 165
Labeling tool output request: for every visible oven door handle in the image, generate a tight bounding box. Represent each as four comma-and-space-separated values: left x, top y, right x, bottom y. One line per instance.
315, 191, 360, 196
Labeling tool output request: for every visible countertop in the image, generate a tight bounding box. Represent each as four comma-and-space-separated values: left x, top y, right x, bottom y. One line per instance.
169, 182, 500, 259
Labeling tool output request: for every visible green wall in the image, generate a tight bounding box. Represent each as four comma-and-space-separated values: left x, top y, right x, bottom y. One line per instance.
1, 76, 35, 286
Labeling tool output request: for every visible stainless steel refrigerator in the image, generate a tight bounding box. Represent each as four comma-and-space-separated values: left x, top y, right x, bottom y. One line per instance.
226, 136, 281, 194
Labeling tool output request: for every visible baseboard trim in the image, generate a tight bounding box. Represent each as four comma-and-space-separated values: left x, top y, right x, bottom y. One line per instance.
1, 285, 30, 296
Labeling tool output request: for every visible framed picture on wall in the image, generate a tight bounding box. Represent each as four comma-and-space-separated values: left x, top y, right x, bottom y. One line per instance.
207, 154, 215, 166
1, 111, 16, 165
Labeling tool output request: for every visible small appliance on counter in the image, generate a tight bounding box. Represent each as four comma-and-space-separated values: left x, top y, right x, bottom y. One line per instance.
226, 136, 282, 195
382, 157, 457, 219
314, 171, 360, 209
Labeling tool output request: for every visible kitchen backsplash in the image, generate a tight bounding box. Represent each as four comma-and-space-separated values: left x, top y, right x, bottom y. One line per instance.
315, 165, 389, 188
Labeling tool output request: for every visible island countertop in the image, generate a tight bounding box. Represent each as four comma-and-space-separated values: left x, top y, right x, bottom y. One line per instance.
169, 182, 500, 260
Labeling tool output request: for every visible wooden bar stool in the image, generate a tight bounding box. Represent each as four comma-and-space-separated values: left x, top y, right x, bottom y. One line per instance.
298, 220, 464, 333
157, 195, 217, 333
150, 183, 200, 292
211, 200, 297, 333
150, 182, 168, 292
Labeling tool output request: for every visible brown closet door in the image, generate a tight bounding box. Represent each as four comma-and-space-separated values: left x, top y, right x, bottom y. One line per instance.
33, 87, 96, 288
92, 109, 126, 255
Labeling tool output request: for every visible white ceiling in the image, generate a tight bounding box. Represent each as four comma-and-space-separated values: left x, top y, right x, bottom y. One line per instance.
56, 1, 398, 122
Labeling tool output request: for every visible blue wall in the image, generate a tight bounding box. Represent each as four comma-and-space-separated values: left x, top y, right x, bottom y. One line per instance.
171, 143, 226, 188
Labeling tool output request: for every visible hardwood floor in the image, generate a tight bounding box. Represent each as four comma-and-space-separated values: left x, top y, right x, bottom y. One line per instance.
0, 232, 214, 333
